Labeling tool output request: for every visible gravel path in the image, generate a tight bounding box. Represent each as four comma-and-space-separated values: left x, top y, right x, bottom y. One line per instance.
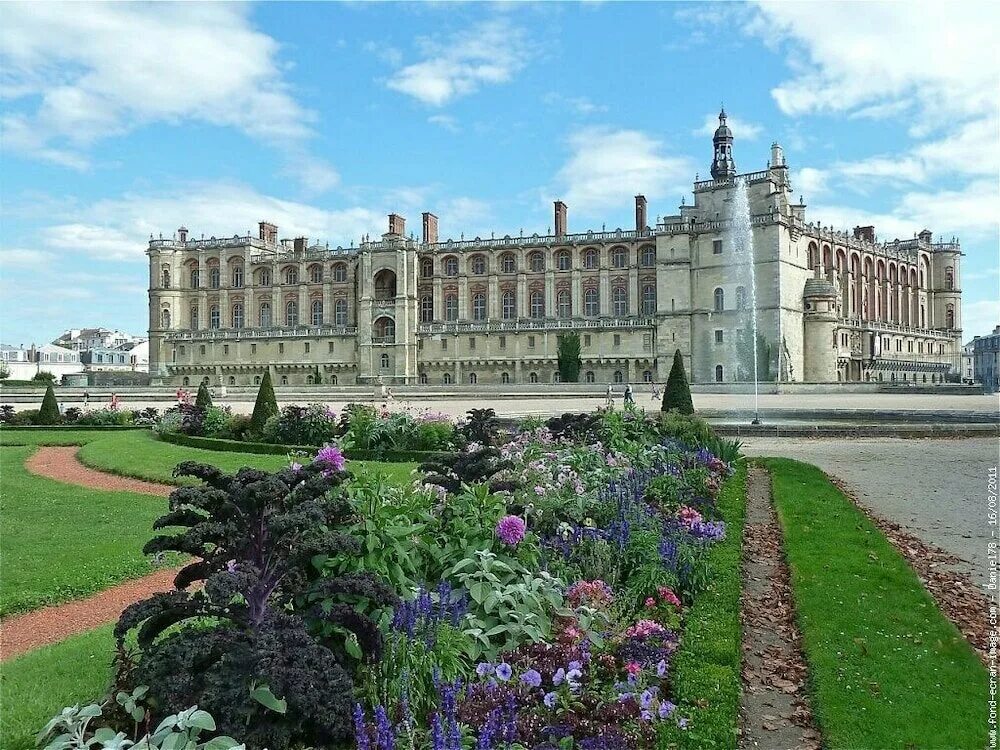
3, 447, 177, 661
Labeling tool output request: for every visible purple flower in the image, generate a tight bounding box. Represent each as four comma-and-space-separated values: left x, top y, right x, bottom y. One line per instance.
476, 662, 493, 678
659, 700, 676, 720
552, 667, 565, 686
543, 691, 558, 708
640, 689, 654, 709
567, 660, 583, 671
225, 559, 237, 573
290, 461, 303, 472
315, 443, 346, 472
495, 662, 512, 681
374, 705, 395, 750
656, 659, 667, 678
353, 704, 370, 750
520, 669, 542, 688
495, 515, 526, 545
678, 717, 689, 729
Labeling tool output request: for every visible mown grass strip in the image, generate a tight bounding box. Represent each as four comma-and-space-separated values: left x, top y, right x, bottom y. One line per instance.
0, 625, 116, 750
762, 458, 988, 750
657, 462, 746, 749
0, 428, 109, 446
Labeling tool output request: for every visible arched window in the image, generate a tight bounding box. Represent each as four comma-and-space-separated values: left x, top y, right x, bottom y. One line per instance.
374, 269, 396, 299
472, 293, 487, 321
613, 370, 624, 383
585, 371, 595, 383
557, 249, 572, 271
715, 364, 724, 382
945, 267, 954, 290
209, 267, 220, 288
209, 305, 220, 329
420, 295, 434, 323
612, 286, 627, 316
445, 294, 458, 321
557, 290, 571, 318
228, 376, 236, 386
285, 300, 298, 326
190, 305, 199, 330
443, 372, 452, 384
374, 317, 395, 343
530, 291, 545, 318
258, 269, 271, 286
501, 372, 509, 384
584, 287, 599, 317
529, 252, 544, 272
501, 253, 516, 274
714, 287, 725, 312
380, 353, 390, 369
190, 269, 200, 288
334, 299, 348, 326
529, 372, 538, 383
284, 267, 298, 285
612, 247, 627, 268
920, 305, 925, 327
420, 258, 434, 278
502, 290, 516, 319
553, 372, 561, 383
254, 375, 260, 385
259, 302, 272, 327
807, 243, 817, 270
183, 376, 190, 386
231, 265, 244, 288
231, 303, 244, 329
584, 249, 599, 269
641, 246, 655, 267
444, 256, 459, 276
332, 263, 348, 282
419, 372, 428, 384
470, 255, 486, 275
281, 375, 288, 385
945, 304, 955, 328
162, 267, 171, 288
161, 308, 171, 328
469, 372, 477, 384
309, 265, 323, 283
642, 370, 652, 382
735, 286, 747, 311
311, 299, 323, 326
642, 284, 656, 314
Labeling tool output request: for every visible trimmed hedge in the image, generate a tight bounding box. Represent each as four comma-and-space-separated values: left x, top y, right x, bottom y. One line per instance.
0, 425, 146, 432
657, 462, 745, 749
156, 431, 445, 464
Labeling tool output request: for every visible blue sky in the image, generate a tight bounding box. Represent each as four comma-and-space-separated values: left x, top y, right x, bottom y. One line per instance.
2, 1, 997, 345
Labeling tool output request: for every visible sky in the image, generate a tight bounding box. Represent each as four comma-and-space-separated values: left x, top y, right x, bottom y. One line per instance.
1, 0, 997, 345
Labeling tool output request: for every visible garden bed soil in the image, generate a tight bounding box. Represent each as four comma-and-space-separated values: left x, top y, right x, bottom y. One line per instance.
25, 446, 173, 496
739, 465, 821, 750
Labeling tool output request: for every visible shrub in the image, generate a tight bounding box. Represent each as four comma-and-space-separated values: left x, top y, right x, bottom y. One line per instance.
225, 413, 253, 441
200, 405, 232, 437
249, 371, 278, 436
662, 349, 694, 415
557, 332, 583, 383
195, 382, 212, 409
32, 370, 56, 383
77, 409, 135, 426
154, 409, 185, 436
458, 408, 498, 446
413, 418, 456, 451
0, 404, 15, 423
9, 408, 39, 425
37, 384, 60, 424
263, 404, 339, 446
63, 406, 83, 423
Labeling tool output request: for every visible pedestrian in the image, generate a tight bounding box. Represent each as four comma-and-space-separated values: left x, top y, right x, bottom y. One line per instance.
83, 390, 90, 408
623, 384, 634, 406
110, 392, 119, 411
386, 386, 394, 402
651, 383, 660, 401
605, 383, 614, 408
175, 386, 183, 406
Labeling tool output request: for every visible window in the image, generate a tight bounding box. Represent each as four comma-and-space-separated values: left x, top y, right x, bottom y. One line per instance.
190, 305, 199, 329
309, 265, 323, 283
642, 370, 652, 382
332, 263, 348, 282
529, 252, 544, 272
231, 303, 244, 328
311, 299, 323, 326
327, 342, 333, 353
420, 258, 434, 277
472, 293, 486, 321
585, 288, 599, 317
209, 267, 220, 288
946, 304, 955, 328
557, 290, 571, 318
304, 342, 310, 354
501, 372, 509, 384
557, 250, 572, 271
643, 334, 652, 351
613, 334, 621, 347
713, 287, 725, 312
161, 308, 171, 327
335, 299, 348, 326
501, 253, 516, 274
471, 255, 486, 275
441, 338, 448, 350
736, 286, 748, 311
530, 291, 545, 318
420, 295, 434, 323
419, 372, 428, 384
585, 371, 595, 383
502, 291, 516, 319
374, 317, 395, 343
251, 343, 257, 354
713, 239, 723, 255
444, 256, 459, 276
445, 294, 458, 321
583, 335, 591, 346
945, 266, 954, 290
285, 300, 298, 326
468, 337, 476, 350
715, 329, 724, 344
200, 345, 206, 355
443, 372, 452, 384
190, 269, 200, 288
529, 372, 538, 383
613, 370, 623, 383
232, 266, 244, 288
380, 353, 389, 369
254, 375, 260, 385
584, 248, 598, 269
612, 247, 627, 268
641, 284, 656, 314
259, 302, 272, 327
499, 336, 506, 349
528, 335, 536, 348
209, 305, 220, 329
162, 267, 171, 287
612, 286, 627, 316
641, 246, 655, 267
259, 269, 271, 286
715, 364, 724, 382
285, 268, 299, 285
183, 376, 190, 386
469, 373, 477, 384
281, 375, 288, 385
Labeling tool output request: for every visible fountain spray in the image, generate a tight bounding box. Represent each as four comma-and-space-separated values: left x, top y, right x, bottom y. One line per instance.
731, 177, 761, 424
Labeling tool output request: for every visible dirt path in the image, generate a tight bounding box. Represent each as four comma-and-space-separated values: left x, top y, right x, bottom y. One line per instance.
3, 447, 179, 661
739, 465, 821, 750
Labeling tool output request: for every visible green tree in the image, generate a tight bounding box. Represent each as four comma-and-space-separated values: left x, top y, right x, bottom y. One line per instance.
38, 383, 60, 424
557, 333, 583, 383
32, 370, 56, 383
661, 348, 694, 414
0, 361, 10, 380
250, 370, 278, 434
313, 365, 322, 385
195, 382, 212, 409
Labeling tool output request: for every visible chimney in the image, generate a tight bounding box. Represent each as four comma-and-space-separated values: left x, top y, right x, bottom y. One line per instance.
422, 212, 439, 244
293, 236, 308, 253
258, 221, 278, 245
388, 213, 406, 236
554, 200, 567, 237
853, 225, 875, 244
177, 226, 188, 243
635, 195, 647, 232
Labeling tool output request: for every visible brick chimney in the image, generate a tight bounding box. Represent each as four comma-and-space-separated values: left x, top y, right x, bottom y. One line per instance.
635, 195, 647, 232
554, 201, 567, 237
853, 225, 875, 243
388, 213, 406, 236
293, 237, 308, 253
258, 221, 278, 244
177, 226, 188, 243
422, 212, 439, 244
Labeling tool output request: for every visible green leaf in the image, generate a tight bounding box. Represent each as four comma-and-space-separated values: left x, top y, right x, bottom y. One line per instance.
250, 685, 288, 714
202, 738, 245, 750
344, 633, 363, 660
186, 710, 216, 731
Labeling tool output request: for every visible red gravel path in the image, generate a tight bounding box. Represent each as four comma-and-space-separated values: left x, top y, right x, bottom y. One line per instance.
2, 447, 179, 661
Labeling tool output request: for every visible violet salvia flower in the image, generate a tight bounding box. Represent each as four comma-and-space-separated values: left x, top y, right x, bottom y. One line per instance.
495, 514, 526, 545
430, 713, 445, 750
374, 705, 395, 750
353, 704, 370, 750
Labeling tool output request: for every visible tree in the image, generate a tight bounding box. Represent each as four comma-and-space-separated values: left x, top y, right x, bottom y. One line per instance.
250, 370, 278, 434
38, 383, 60, 424
0, 362, 10, 380
313, 365, 322, 385
32, 370, 56, 383
195, 382, 212, 409
557, 333, 583, 383
661, 349, 694, 415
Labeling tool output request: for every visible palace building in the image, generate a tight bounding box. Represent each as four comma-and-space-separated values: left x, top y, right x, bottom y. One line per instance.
147, 111, 963, 387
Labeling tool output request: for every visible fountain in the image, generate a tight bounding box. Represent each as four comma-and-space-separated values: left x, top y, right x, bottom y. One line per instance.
729, 176, 761, 424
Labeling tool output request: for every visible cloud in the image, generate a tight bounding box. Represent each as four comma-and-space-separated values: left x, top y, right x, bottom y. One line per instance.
543, 93, 607, 116
428, 114, 460, 133
553, 127, 695, 218
385, 19, 529, 106
0, 247, 56, 267
695, 112, 763, 141
281, 158, 340, 195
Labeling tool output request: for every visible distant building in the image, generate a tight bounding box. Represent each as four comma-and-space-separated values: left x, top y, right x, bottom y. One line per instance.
0, 343, 83, 381
80, 340, 149, 373
961, 339, 976, 383
972, 325, 1000, 392
54, 327, 145, 351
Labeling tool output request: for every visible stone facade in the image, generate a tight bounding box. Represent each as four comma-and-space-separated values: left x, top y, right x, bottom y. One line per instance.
147, 113, 963, 386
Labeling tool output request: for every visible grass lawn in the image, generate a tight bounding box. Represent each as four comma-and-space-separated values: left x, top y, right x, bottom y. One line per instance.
0, 625, 116, 750
0, 429, 117, 446
762, 458, 988, 750
0, 446, 169, 616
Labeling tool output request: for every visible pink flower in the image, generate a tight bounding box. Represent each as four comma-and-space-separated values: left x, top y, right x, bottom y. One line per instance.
657, 587, 682, 608
314, 444, 346, 473
496, 515, 526, 545
624, 619, 667, 638
626, 661, 642, 676
677, 506, 703, 527
644, 597, 656, 608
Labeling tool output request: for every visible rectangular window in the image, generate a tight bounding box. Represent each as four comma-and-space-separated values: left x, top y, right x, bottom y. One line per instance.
251, 343, 257, 354
418, 339, 423, 350
328, 341, 334, 353
469, 337, 476, 350
583, 335, 591, 347
643, 334, 652, 351
179, 346, 186, 355
528, 335, 535, 348
200, 345, 205, 355
907, 341, 913, 353
223, 345, 229, 355
441, 338, 448, 350
304, 342, 310, 353
712, 239, 723, 255
498, 335, 506, 349
614, 334, 621, 347
715, 329, 724, 344
279, 343, 284, 354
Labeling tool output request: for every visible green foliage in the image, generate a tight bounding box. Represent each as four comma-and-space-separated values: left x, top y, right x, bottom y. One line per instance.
457, 408, 498, 446
32, 371, 56, 383
261, 404, 338, 446
38, 384, 60, 425
194, 382, 212, 409
200, 406, 231, 437
661, 349, 694, 414
249, 371, 278, 435
0, 361, 10, 379
556, 332, 583, 383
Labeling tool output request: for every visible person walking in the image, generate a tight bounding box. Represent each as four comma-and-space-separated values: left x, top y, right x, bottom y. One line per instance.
605, 383, 614, 408
623, 384, 634, 407
110, 392, 120, 411
83, 390, 90, 408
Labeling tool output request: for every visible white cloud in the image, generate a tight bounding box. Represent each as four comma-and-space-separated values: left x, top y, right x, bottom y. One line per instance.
962, 299, 1000, 340
543, 93, 608, 116
428, 114, 460, 133
553, 128, 694, 218
695, 112, 763, 141
794, 167, 828, 197
964, 267, 999, 283
0, 247, 56, 267
386, 19, 529, 106
282, 158, 340, 195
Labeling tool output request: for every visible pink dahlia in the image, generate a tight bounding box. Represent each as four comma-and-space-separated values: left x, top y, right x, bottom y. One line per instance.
314, 444, 346, 473
496, 515, 527, 545
677, 506, 703, 527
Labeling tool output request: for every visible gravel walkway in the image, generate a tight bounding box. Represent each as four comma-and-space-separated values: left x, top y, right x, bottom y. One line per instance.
3, 447, 178, 661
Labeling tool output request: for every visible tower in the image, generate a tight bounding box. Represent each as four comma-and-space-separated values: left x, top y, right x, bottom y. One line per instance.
710, 108, 736, 180
802, 278, 839, 382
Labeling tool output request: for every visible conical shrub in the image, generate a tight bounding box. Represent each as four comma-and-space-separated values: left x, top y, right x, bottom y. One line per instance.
38, 383, 60, 424
195, 382, 213, 409
661, 349, 694, 415
250, 371, 278, 434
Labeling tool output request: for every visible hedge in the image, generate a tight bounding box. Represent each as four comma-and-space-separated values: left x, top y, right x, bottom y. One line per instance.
0, 425, 147, 432
156, 431, 445, 464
